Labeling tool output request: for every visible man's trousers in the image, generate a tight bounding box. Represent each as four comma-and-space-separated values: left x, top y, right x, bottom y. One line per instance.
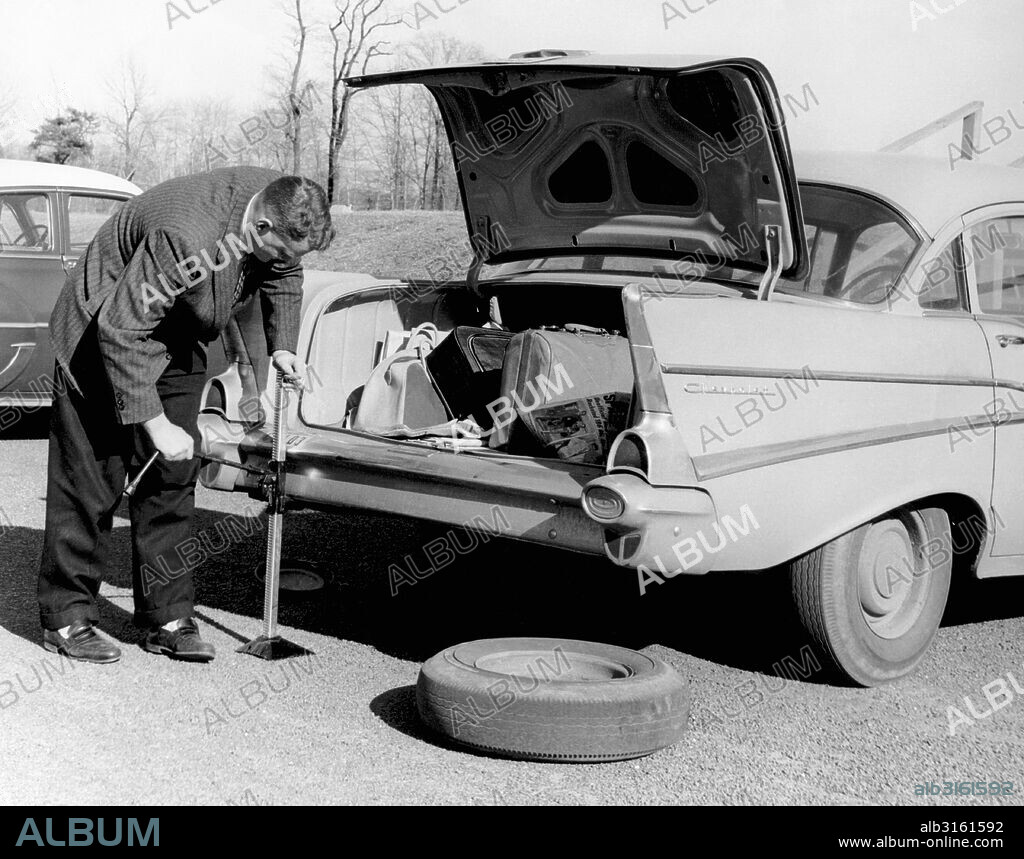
38, 326, 207, 630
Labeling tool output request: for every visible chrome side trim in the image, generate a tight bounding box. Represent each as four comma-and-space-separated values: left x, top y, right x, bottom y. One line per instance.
0, 323, 49, 329
692, 412, 1018, 481
661, 363, 1014, 391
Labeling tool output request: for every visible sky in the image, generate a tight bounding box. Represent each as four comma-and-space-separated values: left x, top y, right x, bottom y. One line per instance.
1, 0, 1022, 164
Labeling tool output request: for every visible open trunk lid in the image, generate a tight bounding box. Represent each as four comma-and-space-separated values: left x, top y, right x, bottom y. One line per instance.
346, 52, 807, 282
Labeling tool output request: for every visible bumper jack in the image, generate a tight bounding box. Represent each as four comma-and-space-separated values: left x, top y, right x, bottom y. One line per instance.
219, 373, 314, 661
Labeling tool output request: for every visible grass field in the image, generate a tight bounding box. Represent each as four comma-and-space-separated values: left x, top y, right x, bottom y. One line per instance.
304, 210, 469, 280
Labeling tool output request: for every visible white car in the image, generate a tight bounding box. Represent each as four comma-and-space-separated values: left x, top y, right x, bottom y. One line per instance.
200, 52, 1024, 687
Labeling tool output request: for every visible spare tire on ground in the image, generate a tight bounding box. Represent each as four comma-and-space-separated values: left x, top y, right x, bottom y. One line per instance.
416, 637, 690, 762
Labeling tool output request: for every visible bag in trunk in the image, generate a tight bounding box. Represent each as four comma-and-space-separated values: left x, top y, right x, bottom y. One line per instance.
425, 326, 515, 430
350, 323, 453, 437
489, 325, 634, 463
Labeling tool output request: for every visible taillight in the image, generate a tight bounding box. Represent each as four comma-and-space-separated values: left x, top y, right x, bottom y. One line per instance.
583, 486, 626, 521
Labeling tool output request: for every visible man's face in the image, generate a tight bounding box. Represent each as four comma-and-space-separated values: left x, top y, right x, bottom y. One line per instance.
249, 199, 316, 266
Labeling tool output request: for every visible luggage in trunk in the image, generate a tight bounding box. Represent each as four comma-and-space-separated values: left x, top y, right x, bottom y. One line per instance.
425, 326, 515, 430
350, 323, 452, 437
489, 326, 634, 463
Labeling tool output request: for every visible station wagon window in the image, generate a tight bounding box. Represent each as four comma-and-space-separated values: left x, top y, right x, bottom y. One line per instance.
0, 193, 52, 253
68, 195, 125, 255
971, 218, 1024, 316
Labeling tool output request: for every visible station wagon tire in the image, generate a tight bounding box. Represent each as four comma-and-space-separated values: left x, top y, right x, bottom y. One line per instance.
416, 637, 690, 762
789, 507, 952, 687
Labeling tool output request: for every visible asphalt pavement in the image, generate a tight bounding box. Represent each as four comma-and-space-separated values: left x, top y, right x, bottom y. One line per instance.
1, 420, 1023, 806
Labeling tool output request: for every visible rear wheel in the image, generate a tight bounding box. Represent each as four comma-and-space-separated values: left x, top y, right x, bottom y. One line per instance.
789, 507, 952, 686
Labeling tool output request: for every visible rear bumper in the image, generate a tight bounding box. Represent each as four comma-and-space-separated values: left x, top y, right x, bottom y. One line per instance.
199, 414, 607, 556
200, 416, 723, 572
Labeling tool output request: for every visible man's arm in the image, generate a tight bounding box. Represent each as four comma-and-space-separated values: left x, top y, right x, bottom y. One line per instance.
259, 261, 307, 388
259, 260, 303, 356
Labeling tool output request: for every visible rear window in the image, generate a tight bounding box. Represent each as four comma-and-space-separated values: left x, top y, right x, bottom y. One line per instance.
486, 185, 923, 306
776, 186, 919, 304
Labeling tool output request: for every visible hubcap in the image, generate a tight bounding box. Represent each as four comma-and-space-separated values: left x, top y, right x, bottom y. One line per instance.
475, 650, 631, 682
857, 519, 929, 639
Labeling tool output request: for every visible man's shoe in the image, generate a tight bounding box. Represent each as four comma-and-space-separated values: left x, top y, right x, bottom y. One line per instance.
144, 618, 215, 662
43, 620, 122, 664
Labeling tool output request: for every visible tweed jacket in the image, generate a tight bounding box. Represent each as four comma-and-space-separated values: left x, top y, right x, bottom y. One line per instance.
49, 166, 303, 424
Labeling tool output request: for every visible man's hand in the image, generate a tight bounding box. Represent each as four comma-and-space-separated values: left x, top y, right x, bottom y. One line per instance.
272, 350, 307, 390
143, 413, 195, 462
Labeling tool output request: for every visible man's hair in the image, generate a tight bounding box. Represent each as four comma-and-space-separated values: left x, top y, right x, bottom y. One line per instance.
261, 175, 336, 252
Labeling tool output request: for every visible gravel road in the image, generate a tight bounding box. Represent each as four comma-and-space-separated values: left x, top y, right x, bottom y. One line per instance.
1, 421, 1022, 806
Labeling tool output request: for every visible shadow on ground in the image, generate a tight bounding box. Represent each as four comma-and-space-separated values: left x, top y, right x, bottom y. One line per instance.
4, 503, 1023, 683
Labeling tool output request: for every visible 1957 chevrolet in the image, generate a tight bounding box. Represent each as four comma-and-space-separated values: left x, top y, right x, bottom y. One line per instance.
199, 52, 1024, 686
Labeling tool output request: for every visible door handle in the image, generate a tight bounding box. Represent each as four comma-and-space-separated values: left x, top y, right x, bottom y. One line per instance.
996, 335, 1024, 348
0, 342, 36, 387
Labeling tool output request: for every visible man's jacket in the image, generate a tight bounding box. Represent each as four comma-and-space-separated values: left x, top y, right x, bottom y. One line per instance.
50, 166, 302, 424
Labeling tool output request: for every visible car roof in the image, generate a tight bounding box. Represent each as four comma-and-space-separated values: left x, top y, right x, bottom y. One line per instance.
794, 150, 1024, 237
0, 159, 141, 196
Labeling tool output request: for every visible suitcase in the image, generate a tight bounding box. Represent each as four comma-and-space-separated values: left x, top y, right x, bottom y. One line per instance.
425, 326, 515, 430
489, 326, 634, 462
350, 324, 452, 437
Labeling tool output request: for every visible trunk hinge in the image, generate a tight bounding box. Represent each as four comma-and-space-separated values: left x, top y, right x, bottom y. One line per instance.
467, 217, 494, 296
757, 225, 784, 302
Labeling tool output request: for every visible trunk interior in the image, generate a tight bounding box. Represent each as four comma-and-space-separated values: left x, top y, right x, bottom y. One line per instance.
299, 280, 634, 466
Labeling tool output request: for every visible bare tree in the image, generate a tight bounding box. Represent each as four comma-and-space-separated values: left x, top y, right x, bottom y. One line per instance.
403, 35, 486, 208
364, 83, 417, 209
281, 0, 311, 173
0, 86, 19, 156
104, 58, 162, 180
326, 0, 403, 203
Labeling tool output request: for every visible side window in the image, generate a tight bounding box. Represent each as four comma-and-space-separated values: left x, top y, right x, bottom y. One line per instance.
67, 195, 124, 256
918, 240, 968, 312
971, 218, 1024, 316
838, 222, 918, 304
0, 193, 53, 252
